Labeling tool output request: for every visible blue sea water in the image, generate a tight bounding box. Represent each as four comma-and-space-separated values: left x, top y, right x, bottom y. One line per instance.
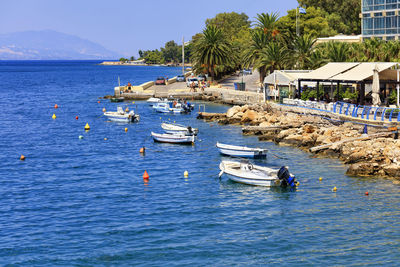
0, 61, 400, 266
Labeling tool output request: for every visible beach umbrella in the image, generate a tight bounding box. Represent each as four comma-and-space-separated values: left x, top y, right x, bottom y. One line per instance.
372, 64, 381, 106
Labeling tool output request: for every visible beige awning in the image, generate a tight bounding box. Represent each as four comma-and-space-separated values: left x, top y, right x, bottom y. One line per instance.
330, 62, 397, 81
301, 62, 360, 80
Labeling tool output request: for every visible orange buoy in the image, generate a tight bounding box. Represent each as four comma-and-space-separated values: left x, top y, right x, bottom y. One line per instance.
143, 170, 149, 180
20, 155, 25, 161
98, 100, 100, 103
75, 116, 79, 120
139, 147, 145, 154
124, 128, 128, 132
54, 104, 58, 109
365, 191, 369, 196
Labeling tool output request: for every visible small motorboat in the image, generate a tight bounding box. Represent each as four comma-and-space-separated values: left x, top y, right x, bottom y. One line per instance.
216, 142, 267, 158
151, 132, 195, 144
219, 160, 297, 187
153, 102, 171, 113
161, 123, 198, 135
104, 106, 139, 123
146, 97, 161, 106
110, 97, 124, 102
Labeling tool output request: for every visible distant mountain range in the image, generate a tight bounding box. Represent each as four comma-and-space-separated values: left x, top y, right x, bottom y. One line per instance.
0, 30, 121, 60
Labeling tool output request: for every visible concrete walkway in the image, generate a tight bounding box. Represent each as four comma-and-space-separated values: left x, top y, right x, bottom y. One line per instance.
219, 70, 261, 92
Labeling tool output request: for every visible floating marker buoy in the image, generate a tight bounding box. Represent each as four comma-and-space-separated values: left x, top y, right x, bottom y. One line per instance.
143, 170, 149, 180
125, 107, 129, 112
296, 181, 300, 186
79, 135, 84, 139
124, 128, 128, 132
139, 147, 145, 154
52, 114, 56, 119
84, 123, 90, 131
104, 137, 108, 141
20, 155, 25, 161
75, 116, 79, 120
54, 104, 58, 109
174, 121, 176, 123
132, 101, 135, 104
159, 117, 162, 120
332, 186, 337, 192
365, 191, 369, 196
98, 100, 100, 103
319, 177, 323, 181
102, 108, 106, 112
184, 170, 189, 177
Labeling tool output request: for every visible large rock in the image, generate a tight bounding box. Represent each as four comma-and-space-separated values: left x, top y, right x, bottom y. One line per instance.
241, 110, 258, 123
303, 124, 316, 134
226, 106, 241, 118
232, 111, 244, 120
346, 162, 380, 176
383, 164, 400, 177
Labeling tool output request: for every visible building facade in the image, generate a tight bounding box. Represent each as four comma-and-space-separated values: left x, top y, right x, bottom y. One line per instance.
362, 0, 400, 40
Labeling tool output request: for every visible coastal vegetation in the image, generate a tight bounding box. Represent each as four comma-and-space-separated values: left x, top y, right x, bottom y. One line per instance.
133, 0, 399, 80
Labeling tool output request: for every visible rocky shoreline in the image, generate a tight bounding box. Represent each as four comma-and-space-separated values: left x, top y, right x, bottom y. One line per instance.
197, 103, 400, 179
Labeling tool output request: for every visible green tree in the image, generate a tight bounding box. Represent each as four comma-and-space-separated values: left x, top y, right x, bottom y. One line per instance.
130, 56, 135, 61
323, 41, 349, 62
277, 7, 336, 37
161, 40, 180, 63
119, 57, 128, 62
257, 41, 290, 73
292, 33, 317, 69
243, 29, 269, 86
143, 50, 165, 64
192, 25, 232, 80
298, 0, 361, 35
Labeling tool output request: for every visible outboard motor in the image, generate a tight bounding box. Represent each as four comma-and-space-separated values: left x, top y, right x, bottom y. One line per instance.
277, 166, 297, 188
187, 126, 193, 135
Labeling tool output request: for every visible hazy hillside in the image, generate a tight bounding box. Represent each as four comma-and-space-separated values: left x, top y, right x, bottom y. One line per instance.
0, 30, 121, 60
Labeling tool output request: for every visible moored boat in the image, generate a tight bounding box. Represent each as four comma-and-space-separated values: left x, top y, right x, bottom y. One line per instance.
151, 132, 195, 144
216, 142, 267, 158
110, 97, 124, 102
218, 160, 297, 187
146, 97, 162, 106
104, 106, 139, 123
161, 123, 199, 135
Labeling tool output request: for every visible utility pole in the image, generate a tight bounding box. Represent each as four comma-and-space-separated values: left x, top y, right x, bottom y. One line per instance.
182, 36, 185, 75
296, 7, 299, 36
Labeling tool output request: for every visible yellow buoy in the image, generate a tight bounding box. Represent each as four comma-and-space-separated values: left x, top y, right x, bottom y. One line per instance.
132, 101, 135, 104
332, 186, 337, 192
20, 155, 26, 161
52, 114, 56, 119
124, 128, 128, 132
102, 108, 106, 112
104, 137, 108, 141
84, 123, 90, 131
184, 170, 189, 177
319, 177, 323, 181
125, 107, 129, 112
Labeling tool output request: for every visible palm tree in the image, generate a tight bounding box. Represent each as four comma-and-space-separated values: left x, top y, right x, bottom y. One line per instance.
257, 42, 290, 73
325, 41, 350, 62
242, 29, 269, 85
292, 33, 317, 69
192, 25, 231, 80
254, 12, 280, 39
309, 49, 327, 69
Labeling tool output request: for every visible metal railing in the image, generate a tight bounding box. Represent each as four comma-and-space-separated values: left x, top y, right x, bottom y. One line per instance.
281, 99, 400, 123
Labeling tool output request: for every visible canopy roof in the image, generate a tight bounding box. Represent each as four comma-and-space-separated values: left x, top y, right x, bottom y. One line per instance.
299, 62, 399, 82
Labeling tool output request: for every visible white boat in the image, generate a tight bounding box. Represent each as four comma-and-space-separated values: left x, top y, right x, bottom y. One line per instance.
151, 132, 195, 144
104, 106, 139, 123
219, 160, 297, 187
216, 142, 267, 158
153, 102, 171, 113
161, 123, 199, 135
147, 97, 161, 106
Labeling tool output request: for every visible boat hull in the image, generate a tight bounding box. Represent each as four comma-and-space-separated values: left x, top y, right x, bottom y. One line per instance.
216, 142, 267, 159
104, 113, 139, 123
219, 161, 280, 187
151, 132, 195, 144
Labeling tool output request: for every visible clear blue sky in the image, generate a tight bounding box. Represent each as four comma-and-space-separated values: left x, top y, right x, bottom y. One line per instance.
0, 0, 299, 57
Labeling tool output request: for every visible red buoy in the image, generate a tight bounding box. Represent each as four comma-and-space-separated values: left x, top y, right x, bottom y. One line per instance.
54, 104, 58, 109
97, 100, 100, 103
143, 170, 149, 180
365, 191, 369, 196
75, 116, 79, 120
